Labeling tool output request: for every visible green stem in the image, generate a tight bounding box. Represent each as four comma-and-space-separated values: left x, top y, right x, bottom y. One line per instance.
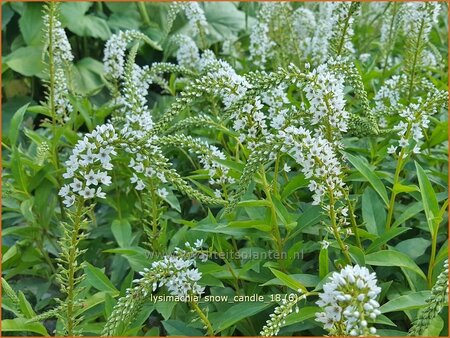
149, 180, 159, 247
385, 150, 405, 230
66, 201, 84, 336
381, 3, 399, 77
136, 2, 151, 26
335, 4, 354, 57
407, 17, 425, 102
427, 229, 437, 288
273, 155, 280, 198
260, 166, 284, 266
344, 192, 362, 249
47, 3, 67, 220
191, 301, 214, 336
328, 188, 351, 264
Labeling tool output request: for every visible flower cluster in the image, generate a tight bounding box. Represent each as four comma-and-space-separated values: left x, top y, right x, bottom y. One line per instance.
329, 2, 359, 57
260, 292, 305, 336
373, 74, 407, 119
43, 12, 74, 65
175, 2, 208, 36
249, 3, 278, 68
174, 34, 200, 70
294, 3, 338, 63
114, 63, 154, 142
103, 241, 207, 336
198, 144, 234, 186
43, 6, 74, 121
103, 30, 147, 80
379, 3, 405, 67
59, 124, 117, 207
386, 88, 445, 157
278, 127, 346, 207
304, 63, 349, 139
315, 265, 381, 336
388, 101, 429, 155
262, 83, 291, 130
204, 59, 252, 109
53, 68, 73, 120
145, 240, 206, 298
403, 2, 440, 43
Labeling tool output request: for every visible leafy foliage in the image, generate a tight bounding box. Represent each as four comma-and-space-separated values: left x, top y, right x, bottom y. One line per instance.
2, 1, 448, 337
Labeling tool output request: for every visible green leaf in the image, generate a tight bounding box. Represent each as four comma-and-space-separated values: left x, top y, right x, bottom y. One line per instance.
203, 3, 251, 42
366, 227, 410, 253
228, 219, 271, 232
9, 103, 29, 146
84, 262, 118, 293
60, 3, 111, 40
365, 250, 426, 280
18, 291, 36, 318
345, 152, 389, 205
75, 291, 115, 316
348, 245, 365, 266
103, 246, 150, 272
20, 199, 35, 224
160, 189, 181, 213
415, 162, 440, 237
111, 219, 132, 248
73, 58, 105, 94
2, 318, 49, 336
237, 200, 271, 208
281, 173, 308, 200
214, 302, 271, 332
319, 248, 329, 279
395, 238, 430, 260
18, 3, 44, 45
162, 320, 204, 336
392, 183, 419, 194
155, 301, 177, 320
269, 268, 308, 293
391, 201, 424, 228
362, 187, 386, 235
4, 46, 45, 77
284, 306, 319, 326
379, 291, 430, 313
2, 3, 15, 29
429, 120, 448, 147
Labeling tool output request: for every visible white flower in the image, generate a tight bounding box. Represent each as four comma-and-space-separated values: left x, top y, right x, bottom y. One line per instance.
59, 184, 70, 197
157, 188, 169, 198
85, 169, 99, 186
96, 187, 106, 199
135, 179, 145, 191
79, 187, 96, 199
399, 138, 409, 148
320, 240, 330, 249
283, 163, 291, 173
63, 194, 75, 208
413, 145, 421, 154
97, 147, 112, 165
387, 145, 397, 154
194, 239, 203, 249
80, 149, 96, 166
97, 171, 112, 186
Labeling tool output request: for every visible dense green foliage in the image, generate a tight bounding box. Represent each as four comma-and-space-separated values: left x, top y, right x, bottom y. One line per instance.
1, 1, 449, 337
